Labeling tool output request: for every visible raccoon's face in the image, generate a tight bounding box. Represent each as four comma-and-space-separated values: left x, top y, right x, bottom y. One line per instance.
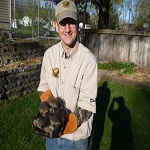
33, 115, 50, 129
48, 98, 62, 114
39, 102, 50, 117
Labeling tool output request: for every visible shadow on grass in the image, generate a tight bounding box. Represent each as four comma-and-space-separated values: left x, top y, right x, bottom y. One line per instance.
108, 96, 135, 150
89, 82, 134, 150
89, 81, 111, 150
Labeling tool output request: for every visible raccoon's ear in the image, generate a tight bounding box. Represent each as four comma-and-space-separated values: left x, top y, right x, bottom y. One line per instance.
33, 112, 40, 119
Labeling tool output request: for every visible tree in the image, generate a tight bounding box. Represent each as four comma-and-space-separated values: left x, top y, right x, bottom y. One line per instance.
109, 4, 119, 29
53, 0, 60, 5
12, 0, 26, 19
133, 0, 150, 31
87, 4, 99, 28
91, 0, 111, 29
53, 0, 131, 30
109, 0, 124, 29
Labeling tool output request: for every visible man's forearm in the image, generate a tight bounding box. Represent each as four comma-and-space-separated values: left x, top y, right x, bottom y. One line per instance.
73, 107, 92, 127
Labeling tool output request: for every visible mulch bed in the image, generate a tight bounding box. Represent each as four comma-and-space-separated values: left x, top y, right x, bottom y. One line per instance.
101, 74, 150, 89
99, 67, 150, 89
0, 57, 150, 89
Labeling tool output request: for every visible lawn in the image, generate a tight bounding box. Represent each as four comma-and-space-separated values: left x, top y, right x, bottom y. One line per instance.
0, 81, 150, 150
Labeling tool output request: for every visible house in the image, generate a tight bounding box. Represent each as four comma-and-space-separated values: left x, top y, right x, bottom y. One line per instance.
79, 22, 91, 31
20, 16, 32, 26
0, 0, 12, 38
11, 19, 17, 29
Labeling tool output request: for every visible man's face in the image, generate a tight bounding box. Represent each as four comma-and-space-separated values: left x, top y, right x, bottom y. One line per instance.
55, 18, 78, 48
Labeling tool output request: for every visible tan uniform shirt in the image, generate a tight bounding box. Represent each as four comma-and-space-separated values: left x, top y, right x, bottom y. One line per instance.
38, 41, 97, 141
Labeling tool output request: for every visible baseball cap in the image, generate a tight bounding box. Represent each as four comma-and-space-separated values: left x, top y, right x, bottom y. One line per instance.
55, 0, 77, 22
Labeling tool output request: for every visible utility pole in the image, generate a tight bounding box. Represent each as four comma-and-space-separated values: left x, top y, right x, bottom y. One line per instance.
14, 0, 16, 30
38, 0, 40, 39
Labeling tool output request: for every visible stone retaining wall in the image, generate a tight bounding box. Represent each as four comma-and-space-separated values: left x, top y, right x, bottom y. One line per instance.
0, 63, 41, 101
0, 38, 59, 66
0, 38, 60, 101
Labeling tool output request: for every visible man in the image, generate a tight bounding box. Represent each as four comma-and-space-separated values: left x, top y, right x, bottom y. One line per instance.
37, 0, 97, 149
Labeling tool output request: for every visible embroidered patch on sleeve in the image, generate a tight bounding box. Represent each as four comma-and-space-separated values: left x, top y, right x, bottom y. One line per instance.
90, 98, 96, 103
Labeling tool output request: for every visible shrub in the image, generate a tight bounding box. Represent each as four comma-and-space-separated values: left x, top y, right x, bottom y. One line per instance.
98, 61, 136, 74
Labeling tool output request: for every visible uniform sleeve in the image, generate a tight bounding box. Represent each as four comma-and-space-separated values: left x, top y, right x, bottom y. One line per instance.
78, 58, 98, 113
37, 52, 49, 92
73, 107, 92, 127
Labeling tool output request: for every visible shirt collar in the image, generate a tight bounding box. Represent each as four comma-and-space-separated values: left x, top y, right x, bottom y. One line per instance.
62, 51, 70, 59
70, 41, 79, 59
60, 41, 79, 60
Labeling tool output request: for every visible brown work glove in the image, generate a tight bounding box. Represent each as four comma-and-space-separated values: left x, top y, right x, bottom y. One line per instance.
40, 90, 53, 102
62, 107, 92, 135
63, 113, 78, 135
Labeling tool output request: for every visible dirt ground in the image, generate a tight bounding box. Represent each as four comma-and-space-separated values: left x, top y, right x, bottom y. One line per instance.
0, 57, 43, 72
118, 67, 150, 85
100, 67, 150, 89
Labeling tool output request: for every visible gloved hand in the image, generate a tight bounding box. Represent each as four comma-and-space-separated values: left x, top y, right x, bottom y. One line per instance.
32, 97, 67, 138
40, 90, 53, 102
63, 113, 78, 134
62, 107, 92, 135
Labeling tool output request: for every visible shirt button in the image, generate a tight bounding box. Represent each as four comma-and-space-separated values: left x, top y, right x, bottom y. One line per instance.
64, 66, 66, 69
62, 82, 63, 84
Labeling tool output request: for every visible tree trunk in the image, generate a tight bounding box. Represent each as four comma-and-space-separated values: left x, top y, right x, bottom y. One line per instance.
98, 0, 110, 29
80, 0, 88, 43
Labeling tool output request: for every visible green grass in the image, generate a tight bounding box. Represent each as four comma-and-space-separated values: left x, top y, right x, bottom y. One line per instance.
14, 26, 32, 35
89, 82, 150, 150
0, 92, 45, 150
98, 61, 136, 74
0, 82, 150, 150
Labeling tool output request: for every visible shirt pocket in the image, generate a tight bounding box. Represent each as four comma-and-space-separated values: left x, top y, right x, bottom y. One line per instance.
67, 85, 79, 111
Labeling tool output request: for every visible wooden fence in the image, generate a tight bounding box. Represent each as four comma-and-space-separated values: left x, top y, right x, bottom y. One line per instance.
84, 29, 150, 70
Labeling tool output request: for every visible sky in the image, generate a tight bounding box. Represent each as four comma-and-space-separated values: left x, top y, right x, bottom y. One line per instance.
40, 0, 55, 8
113, 0, 137, 23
